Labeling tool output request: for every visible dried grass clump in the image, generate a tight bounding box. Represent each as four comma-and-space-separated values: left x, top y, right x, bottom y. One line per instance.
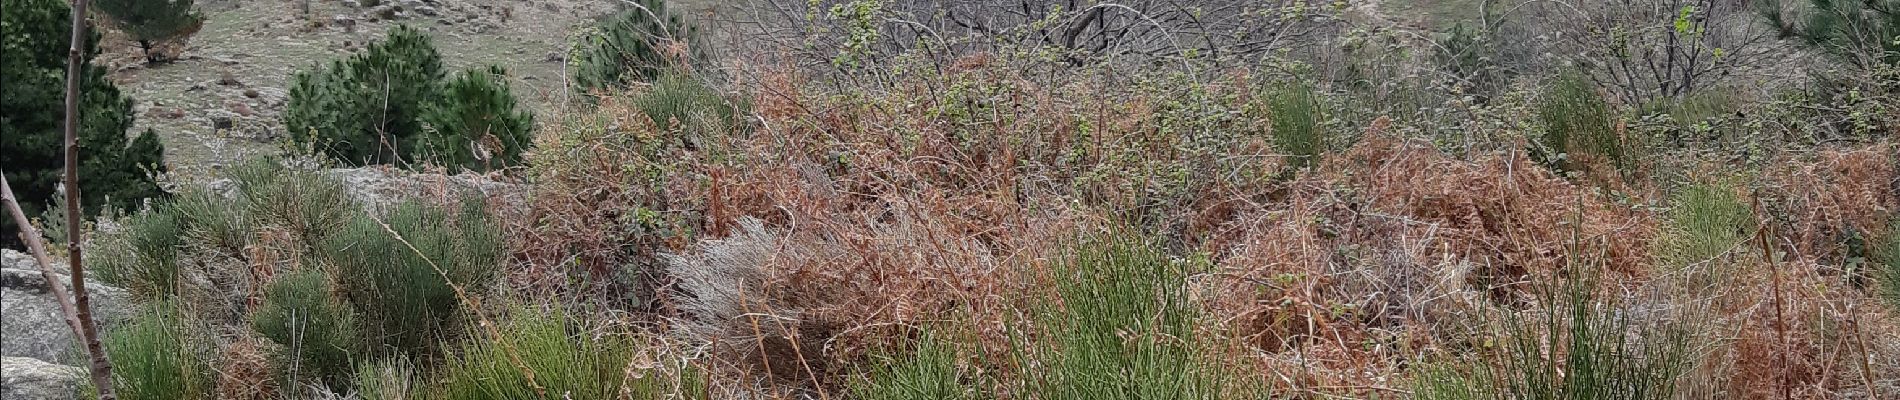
1762, 142, 1898, 265
213, 336, 279, 400
1322, 135, 1655, 290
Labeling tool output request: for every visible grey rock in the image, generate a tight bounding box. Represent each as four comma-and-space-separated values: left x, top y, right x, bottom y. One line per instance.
413, 5, 438, 16
0, 268, 133, 365
323, 167, 524, 214
0, 250, 56, 274
0, 357, 82, 400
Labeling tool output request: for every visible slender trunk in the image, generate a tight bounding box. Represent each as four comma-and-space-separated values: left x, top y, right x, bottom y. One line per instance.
61, 0, 116, 397
138, 39, 154, 64
0, 175, 85, 346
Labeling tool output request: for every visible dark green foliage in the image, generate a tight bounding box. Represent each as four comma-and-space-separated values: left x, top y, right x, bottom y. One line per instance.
93, 305, 211, 400
91, 0, 203, 63
1266, 83, 1324, 170
0, 0, 168, 247
436, 310, 696, 400
1760, 0, 1900, 68
570, 0, 705, 93
252, 268, 360, 387
320, 198, 500, 358
167, 187, 251, 257
285, 25, 445, 166
96, 206, 184, 298
1534, 72, 1625, 174
420, 66, 535, 172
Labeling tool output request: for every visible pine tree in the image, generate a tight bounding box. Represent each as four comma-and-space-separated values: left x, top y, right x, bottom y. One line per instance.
569, 0, 705, 94
1762, 0, 1900, 68
92, 0, 205, 63
420, 66, 535, 172
284, 25, 445, 166
1, 0, 169, 247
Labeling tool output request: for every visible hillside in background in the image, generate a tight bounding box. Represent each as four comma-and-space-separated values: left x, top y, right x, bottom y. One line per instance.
2, 0, 1897, 399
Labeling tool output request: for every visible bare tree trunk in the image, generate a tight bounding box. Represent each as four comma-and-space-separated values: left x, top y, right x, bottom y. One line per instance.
60, 0, 117, 397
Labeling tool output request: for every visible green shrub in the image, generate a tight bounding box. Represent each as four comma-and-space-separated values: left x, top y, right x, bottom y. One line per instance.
1877, 219, 1900, 307
1760, 0, 1900, 68
285, 25, 444, 166
1266, 83, 1324, 170
849, 332, 973, 400
167, 187, 252, 257
354, 355, 421, 400
636, 72, 742, 141
569, 0, 704, 93
251, 268, 359, 387
1535, 72, 1625, 174
0, 0, 168, 248
320, 198, 500, 358
227, 158, 353, 245
91, 0, 202, 63
420, 66, 535, 172
1023, 235, 1226, 400
93, 305, 211, 400
96, 206, 185, 298
435, 309, 693, 400
1411, 266, 1693, 400
1657, 182, 1755, 268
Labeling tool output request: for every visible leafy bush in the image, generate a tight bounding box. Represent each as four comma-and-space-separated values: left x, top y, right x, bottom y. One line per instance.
285, 25, 444, 166
251, 268, 359, 387
435, 309, 695, 400
94, 305, 211, 400
167, 187, 252, 257
96, 206, 184, 298
91, 0, 203, 63
1266, 83, 1324, 170
420, 66, 535, 172
1534, 72, 1625, 174
569, 0, 704, 93
320, 198, 500, 358
0, 0, 167, 248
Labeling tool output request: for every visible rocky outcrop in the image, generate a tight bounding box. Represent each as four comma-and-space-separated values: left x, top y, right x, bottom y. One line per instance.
325, 166, 523, 212
0, 251, 133, 365
0, 356, 82, 400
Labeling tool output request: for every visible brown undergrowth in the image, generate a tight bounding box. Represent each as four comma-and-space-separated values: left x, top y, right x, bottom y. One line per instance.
506, 58, 1900, 398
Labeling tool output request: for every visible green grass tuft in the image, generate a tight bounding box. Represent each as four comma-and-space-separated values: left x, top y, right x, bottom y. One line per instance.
90, 304, 211, 400
320, 197, 501, 358
251, 268, 360, 387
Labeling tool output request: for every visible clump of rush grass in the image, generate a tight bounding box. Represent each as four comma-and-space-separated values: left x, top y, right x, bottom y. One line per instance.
1534, 71, 1626, 175
94, 204, 184, 298
88, 303, 211, 400
433, 307, 702, 400
1877, 218, 1900, 307
319, 197, 500, 358
1266, 82, 1325, 170
1657, 181, 1755, 274
1026, 234, 1230, 400
1410, 254, 1695, 400
251, 268, 359, 388
849, 331, 975, 400
353, 355, 420, 400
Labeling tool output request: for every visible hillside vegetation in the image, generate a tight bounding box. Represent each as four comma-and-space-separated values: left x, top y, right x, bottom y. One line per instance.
3, 0, 1898, 399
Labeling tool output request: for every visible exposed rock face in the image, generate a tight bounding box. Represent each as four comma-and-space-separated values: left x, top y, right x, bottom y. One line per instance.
325, 166, 523, 213
0, 356, 83, 400
0, 251, 133, 365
